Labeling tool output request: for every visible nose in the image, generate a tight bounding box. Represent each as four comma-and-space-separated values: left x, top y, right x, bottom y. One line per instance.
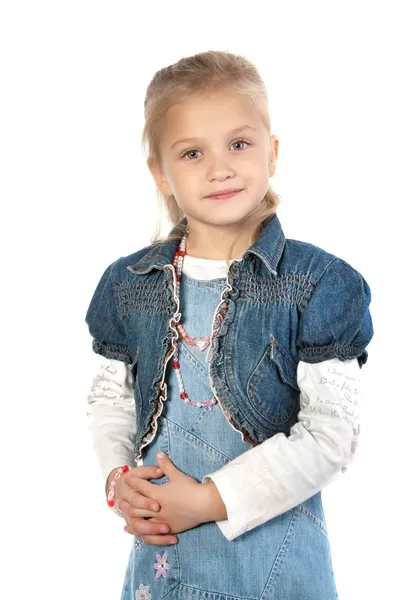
207, 154, 236, 180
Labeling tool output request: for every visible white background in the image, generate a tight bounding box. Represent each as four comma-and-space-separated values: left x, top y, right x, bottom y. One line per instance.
1, 1, 396, 598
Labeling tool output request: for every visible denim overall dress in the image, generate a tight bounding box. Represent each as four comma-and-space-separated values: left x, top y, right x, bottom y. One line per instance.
120, 267, 339, 600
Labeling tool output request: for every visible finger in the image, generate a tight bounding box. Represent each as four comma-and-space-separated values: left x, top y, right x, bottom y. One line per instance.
129, 489, 161, 513
117, 470, 162, 513
117, 498, 155, 520
128, 517, 172, 537
115, 498, 163, 523
118, 494, 160, 518
126, 505, 161, 520
128, 466, 164, 480
123, 519, 178, 544
129, 477, 154, 499
123, 525, 178, 546
119, 478, 161, 512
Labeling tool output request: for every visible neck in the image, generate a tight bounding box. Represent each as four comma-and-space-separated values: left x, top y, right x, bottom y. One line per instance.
184, 228, 254, 260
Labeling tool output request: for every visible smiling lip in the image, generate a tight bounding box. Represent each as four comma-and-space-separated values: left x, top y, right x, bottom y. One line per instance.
205, 188, 243, 199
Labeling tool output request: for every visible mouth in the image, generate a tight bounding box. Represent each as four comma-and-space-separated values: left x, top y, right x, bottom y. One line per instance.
205, 189, 243, 201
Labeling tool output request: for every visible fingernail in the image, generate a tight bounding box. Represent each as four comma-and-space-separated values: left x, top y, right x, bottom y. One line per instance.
157, 451, 166, 458
156, 467, 162, 473
151, 504, 158, 511
160, 526, 168, 533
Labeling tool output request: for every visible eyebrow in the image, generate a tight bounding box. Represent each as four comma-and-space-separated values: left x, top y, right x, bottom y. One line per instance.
170, 125, 257, 150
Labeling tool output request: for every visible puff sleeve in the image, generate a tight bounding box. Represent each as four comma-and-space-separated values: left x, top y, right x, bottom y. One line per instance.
85, 260, 133, 364
296, 257, 374, 367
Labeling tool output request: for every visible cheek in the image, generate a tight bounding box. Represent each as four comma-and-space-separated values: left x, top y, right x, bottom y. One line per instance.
173, 167, 194, 186
242, 165, 268, 189
175, 173, 202, 198
240, 151, 267, 173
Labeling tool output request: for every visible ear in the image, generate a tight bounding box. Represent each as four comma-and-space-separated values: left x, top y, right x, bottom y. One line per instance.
147, 157, 173, 196
268, 135, 279, 178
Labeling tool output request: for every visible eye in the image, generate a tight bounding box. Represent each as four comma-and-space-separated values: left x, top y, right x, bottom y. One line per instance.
231, 139, 250, 151
181, 139, 250, 160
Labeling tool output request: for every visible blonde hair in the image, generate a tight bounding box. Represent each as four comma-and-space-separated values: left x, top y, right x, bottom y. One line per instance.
141, 50, 282, 266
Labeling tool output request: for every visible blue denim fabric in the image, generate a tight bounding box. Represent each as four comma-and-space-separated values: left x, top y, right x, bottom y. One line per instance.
85, 213, 374, 465
119, 275, 339, 599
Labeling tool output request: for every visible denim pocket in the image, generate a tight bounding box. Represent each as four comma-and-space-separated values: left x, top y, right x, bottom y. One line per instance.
247, 335, 300, 429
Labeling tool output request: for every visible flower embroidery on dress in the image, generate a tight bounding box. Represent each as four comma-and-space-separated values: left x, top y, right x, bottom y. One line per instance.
135, 537, 148, 551
135, 583, 151, 600
153, 551, 170, 578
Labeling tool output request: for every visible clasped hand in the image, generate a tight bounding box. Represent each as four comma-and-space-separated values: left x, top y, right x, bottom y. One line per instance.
115, 453, 207, 545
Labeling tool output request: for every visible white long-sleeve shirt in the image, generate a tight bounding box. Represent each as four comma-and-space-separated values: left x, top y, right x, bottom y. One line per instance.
87, 255, 362, 541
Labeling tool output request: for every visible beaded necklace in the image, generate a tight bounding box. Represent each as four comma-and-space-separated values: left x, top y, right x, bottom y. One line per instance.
170, 231, 225, 409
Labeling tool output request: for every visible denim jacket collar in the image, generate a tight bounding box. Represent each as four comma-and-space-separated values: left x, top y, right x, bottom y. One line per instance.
127, 212, 286, 277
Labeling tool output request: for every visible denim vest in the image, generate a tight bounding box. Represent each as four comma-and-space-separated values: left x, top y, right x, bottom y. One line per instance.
85, 213, 373, 465
120, 271, 339, 600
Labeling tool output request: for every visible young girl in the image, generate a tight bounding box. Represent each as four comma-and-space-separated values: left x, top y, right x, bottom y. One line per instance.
85, 50, 373, 600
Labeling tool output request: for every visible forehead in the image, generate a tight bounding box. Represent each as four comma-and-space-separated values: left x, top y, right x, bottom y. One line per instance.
160, 93, 263, 149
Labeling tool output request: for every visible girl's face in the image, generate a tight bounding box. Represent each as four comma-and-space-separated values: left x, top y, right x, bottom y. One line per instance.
149, 91, 279, 233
